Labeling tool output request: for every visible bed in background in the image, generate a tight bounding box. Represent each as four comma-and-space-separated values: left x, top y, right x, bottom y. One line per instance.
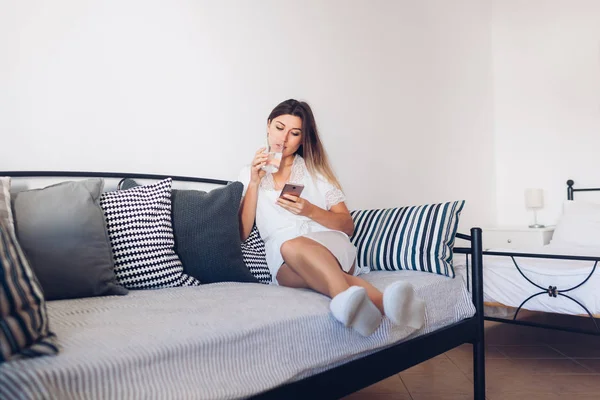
0, 171, 487, 400
457, 179, 600, 336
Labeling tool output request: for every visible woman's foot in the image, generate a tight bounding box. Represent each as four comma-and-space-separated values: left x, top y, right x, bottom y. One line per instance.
330, 286, 382, 336
383, 281, 426, 330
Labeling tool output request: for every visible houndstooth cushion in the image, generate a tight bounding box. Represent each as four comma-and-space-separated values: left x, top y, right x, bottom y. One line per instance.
99, 178, 201, 289
241, 226, 271, 284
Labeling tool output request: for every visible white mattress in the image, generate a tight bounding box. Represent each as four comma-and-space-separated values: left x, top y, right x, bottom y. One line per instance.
0, 271, 475, 400
454, 243, 600, 316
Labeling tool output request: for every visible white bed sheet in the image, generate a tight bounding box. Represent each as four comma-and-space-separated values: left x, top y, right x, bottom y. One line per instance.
454, 243, 600, 316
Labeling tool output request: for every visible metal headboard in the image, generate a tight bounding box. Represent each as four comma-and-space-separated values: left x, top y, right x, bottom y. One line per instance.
0, 171, 229, 186
567, 179, 600, 200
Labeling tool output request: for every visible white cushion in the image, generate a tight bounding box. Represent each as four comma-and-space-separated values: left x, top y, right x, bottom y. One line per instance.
551, 200, 600, 248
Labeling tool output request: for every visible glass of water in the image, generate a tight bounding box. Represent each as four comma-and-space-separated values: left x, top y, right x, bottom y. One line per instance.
262, 139, 284, 173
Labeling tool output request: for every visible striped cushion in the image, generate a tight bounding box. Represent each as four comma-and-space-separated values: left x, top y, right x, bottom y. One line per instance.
0, 177, 14, 237
350, 201, 465, 278
0, 220, 58, 363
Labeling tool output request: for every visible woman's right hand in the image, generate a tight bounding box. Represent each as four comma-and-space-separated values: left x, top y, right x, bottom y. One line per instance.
250, 147, 268, 185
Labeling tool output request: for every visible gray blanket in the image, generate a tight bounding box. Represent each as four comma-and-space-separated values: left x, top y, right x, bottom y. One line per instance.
0, 271, 475, 400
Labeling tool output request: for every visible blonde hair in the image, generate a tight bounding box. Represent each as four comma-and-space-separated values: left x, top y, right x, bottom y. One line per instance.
268, 99, 342, 189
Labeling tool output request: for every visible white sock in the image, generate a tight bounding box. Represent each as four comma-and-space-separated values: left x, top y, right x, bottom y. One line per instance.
383, 281, 426, 330
330, 286, 382, 336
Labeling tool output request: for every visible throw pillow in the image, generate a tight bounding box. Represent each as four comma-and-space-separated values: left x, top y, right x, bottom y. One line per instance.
350, 200, 465, 278
12, 179, 128, 300
551, 200, 600, 249
0, 177, 15, 237
0, 219, 58, 363
241, 225, 271, 284
120, 179, 258, 284
100, 178, 201, 289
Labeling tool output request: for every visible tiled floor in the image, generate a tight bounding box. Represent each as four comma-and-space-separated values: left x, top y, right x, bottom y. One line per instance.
342, 312, 600, 399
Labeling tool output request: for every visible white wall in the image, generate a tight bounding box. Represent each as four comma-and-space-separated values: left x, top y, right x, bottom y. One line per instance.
492, 0, 600, 227
0, 0, 495, 231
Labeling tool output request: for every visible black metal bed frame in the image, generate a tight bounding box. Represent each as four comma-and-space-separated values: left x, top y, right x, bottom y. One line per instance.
3, 171, 487, 400
483, 179, 600, 336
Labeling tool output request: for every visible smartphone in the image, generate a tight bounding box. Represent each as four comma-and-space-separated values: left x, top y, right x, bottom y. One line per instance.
279, 183, 304, 201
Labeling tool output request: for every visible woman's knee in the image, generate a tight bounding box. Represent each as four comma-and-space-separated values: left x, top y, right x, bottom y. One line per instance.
279, 240, 295, 260
280, 237, 312, 260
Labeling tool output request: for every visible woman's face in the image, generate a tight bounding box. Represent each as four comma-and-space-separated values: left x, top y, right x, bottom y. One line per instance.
267, 114, 303, 158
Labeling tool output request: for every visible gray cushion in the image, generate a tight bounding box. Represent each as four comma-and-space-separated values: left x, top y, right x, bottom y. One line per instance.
121, 179, 257, 284
13, 179, 128, 300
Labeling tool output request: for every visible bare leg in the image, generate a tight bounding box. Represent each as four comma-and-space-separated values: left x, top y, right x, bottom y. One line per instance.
279, 237, 383, 336
278, 240, 385, 313
278, 237, 350, 298
276, 264, 309, 289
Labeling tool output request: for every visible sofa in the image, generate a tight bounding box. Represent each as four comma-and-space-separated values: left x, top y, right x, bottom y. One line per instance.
0, 171, 486, 400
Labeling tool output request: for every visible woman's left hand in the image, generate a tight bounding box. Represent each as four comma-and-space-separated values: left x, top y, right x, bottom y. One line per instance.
276, 194, 314, 217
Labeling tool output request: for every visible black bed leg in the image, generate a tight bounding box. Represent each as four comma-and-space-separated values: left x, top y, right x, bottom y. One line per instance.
471, 228, 486, 400
473, 338, 485, 399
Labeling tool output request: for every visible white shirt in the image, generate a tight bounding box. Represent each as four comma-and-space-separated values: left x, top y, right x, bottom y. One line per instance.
237, 155, 347, 271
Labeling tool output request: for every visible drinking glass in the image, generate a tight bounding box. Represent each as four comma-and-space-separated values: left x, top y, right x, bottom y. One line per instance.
262, 140, 284, 173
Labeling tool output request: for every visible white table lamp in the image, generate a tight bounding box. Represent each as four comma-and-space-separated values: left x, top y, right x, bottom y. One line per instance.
525, 188, 545, 228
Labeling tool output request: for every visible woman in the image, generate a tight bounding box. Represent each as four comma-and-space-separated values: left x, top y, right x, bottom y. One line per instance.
238, 99, 425, 336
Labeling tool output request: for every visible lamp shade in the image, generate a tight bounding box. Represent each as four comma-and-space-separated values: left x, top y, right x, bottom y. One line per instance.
525, 188, 544, 209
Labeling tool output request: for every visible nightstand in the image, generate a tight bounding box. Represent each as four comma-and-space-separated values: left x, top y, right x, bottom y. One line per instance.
482, 226, 555, 250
